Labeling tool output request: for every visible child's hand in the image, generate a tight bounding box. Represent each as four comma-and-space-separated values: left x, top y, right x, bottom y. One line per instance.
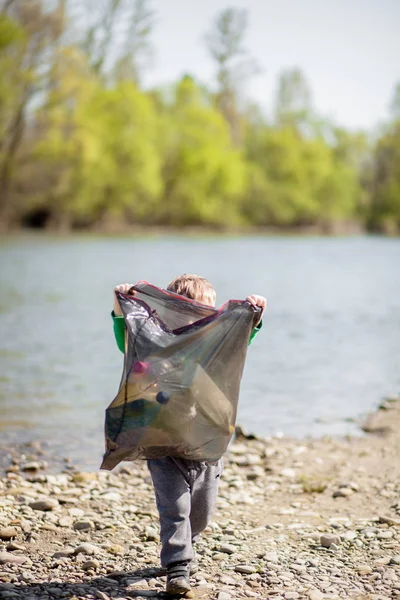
245, 294, 267, 324
113, 283, 136, 316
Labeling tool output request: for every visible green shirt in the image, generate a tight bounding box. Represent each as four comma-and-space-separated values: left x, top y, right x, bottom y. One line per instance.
112, 313, 262, 353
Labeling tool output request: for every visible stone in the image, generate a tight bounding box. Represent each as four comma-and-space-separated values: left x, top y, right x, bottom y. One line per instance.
320, 534, 341, 548
58, 516, 73, 527
68, 507, 85, 517
284, 593, 300, 600
280, 468, 296, 478
95, 592, 110, 600
377, 531, 394, 539
357, 564, 372, 575
390, 556, 400, 565
106, 544, 125, 555
217, 593, 231, 600
53, 549, 75, 558
342, 530, 357, 541
82, 559, 100, 570
22, 462, 40, 472
265, 552, 279, 562
46, 588, 63, 596
29, 498, 59, 511
235, 564, 257, 574
74, 543, 102, 556
290, 563, 307, 573
0, 527, 18, 540
6, 542, 25, 552
379, 515, 400, 526
0, 552, 29, 565
308, 590, 324, 600
332, 488, 353, 498
73, 520, 94, 531
219, 575, 238, 585
219, 544, 237, 555
145, 526, 159, 541
99, 491, 121, 502
127, 578, 149, 588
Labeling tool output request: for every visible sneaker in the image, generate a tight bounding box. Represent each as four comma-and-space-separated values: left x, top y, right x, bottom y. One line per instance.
166, 561, 191, 595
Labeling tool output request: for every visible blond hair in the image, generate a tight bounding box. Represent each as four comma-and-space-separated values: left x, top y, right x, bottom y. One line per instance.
167, 273, 216, 306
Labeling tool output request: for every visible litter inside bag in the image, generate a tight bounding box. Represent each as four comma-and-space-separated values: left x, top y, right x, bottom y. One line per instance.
100, 281, 260, 470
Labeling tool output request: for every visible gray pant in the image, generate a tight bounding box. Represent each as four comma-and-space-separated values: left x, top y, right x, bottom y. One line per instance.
147, 457, 223, 567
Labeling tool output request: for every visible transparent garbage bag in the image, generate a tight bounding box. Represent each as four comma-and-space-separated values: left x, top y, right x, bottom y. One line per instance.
101, 282, 260, 470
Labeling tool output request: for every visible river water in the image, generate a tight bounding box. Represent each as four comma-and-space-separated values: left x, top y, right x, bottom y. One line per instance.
0, 234, 399, 470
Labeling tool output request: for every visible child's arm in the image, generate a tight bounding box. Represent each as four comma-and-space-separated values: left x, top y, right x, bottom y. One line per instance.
112, 284, 136, 352
246, 294, 267, 345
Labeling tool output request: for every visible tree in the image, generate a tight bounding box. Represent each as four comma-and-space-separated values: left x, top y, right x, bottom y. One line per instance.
35, 74, 163, 228
244, 125, 361, 228
158, 76, 247, 227
0, 1, 66, 226
274, 67, 313, 132
368, 122, 400, 234
72, 0, 156, 85
205, 7, 258, 144
114, 0, 155, 85
365, 82, 400, 234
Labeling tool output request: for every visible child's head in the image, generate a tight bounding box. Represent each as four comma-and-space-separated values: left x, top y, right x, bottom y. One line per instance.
167, 274, 216, 307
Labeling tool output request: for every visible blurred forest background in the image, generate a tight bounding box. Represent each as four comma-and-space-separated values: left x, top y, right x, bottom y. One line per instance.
0, 0, 399, 234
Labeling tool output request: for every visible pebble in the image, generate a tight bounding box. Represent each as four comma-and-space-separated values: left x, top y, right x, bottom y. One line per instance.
73, 520, 94, 531
379, 515, 400, 526
219, 544, 237, 554
0, 527, 18, 540
145, 526, 159, 541
332, 488, 353, 498
107, 543, 125, 555
29, 498, 59, 511
0, 552, 29, 565
0, 399, 399, 600
95, 592, 110, 600
235, 564, 258, 574
74, 543, 102, 556
82, 559, 100, 570
342, 530, 357, 541
22, 462, 41, 472
357, 564, 372, 575
308, 590, 324, 600
217, 593, 232, 600
320, 534, 341, 548
58, 515, 73, 527
53, 549, 75, 558
6, 542, 25, 551
377, 531, 394, 539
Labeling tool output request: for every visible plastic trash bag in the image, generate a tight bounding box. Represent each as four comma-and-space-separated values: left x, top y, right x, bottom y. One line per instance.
101, 282, 260, 470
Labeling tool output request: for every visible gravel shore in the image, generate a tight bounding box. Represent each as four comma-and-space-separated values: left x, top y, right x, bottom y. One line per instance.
1, 399, 399, 600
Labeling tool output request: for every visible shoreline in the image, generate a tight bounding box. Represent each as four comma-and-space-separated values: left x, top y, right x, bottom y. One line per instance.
1, 222, 379, 239
0, 399, 399, 599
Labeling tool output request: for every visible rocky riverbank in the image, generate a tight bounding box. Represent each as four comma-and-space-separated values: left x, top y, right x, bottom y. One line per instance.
1, 399, 400, 600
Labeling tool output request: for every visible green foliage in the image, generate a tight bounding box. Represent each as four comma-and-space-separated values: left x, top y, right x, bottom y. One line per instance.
244, 126, 361, 226
159, 76, 247, 226
34, 56, 163, 226
0, 1, 398, 234
368, 121, 400, 234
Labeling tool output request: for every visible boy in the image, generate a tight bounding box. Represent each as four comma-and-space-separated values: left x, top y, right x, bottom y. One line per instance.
112, 274, 266, 595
